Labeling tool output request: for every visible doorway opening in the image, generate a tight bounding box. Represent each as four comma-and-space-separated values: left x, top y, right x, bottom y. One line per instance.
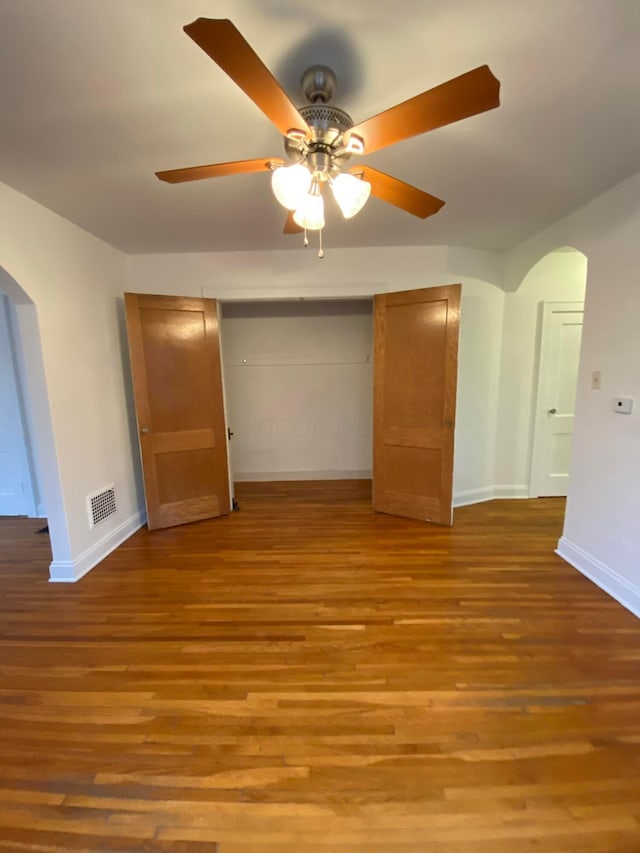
509, 247, 587, 498
0, 291, 41, 517
124, 287, 461, 532
219, 299, 374, 490
218, 288, 460, 525
0, 266, 68, 575
529, 300, 584, 497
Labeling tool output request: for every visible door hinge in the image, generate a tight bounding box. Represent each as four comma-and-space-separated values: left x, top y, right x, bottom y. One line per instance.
227, 427, 234, 440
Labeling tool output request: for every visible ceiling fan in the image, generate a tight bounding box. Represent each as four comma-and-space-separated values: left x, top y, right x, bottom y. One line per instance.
156, 18, 500, 247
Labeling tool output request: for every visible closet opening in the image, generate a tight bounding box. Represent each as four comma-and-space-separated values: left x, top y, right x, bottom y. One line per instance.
219, 298, 374, 504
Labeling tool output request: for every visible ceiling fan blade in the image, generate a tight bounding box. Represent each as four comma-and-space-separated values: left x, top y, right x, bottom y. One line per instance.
348, 65, 500, 155
184, 19, 310, 139
283, 212, 304, 234
352, 166, 445, 218
156, 157, 283, 184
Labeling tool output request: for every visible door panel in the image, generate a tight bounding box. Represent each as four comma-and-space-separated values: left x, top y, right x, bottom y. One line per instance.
125, 293, 231, 530
530, 303, 584, 497
373, 285, 460, 525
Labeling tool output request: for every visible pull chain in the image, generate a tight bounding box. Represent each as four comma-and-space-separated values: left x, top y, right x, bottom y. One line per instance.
303, 227, 309, 248
318, 226, 324, 259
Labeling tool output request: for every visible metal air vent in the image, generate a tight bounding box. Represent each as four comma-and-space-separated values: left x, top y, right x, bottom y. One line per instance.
86, 485, 117, 528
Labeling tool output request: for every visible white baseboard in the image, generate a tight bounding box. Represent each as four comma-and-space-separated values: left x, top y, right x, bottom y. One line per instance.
453, 484, 529, 508
49, 508, 146, 583
454, 486, 496, 507
556, 537, 640, 619
233, 469, 372, 482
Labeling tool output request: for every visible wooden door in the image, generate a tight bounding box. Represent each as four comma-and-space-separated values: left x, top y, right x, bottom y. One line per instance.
373, 285, 460, 525
530, 302, 584, 497
124, 293, 231, 530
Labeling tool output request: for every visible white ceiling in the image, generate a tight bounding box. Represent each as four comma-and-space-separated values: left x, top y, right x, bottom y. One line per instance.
1, 0, 638, 254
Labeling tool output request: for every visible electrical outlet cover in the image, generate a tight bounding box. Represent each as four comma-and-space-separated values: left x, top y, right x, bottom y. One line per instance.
613, 397, 633, 414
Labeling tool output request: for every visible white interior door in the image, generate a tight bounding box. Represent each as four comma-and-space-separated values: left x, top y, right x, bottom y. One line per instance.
0, 295, 33, 515
530, 301, 584, 497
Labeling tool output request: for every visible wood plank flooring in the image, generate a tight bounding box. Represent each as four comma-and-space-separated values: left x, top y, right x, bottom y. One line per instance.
0, 485, 639, 852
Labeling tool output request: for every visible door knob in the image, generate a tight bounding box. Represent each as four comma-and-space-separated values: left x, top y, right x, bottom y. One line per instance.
547, 408, 557, 415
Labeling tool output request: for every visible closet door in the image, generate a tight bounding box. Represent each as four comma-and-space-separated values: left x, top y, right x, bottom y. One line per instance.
373, 284, 460, 525
125, 293, 231, 530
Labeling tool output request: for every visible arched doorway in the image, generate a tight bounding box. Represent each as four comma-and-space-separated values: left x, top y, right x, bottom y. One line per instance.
0, 266, 71, 576
0, 291, 39, 516
496, 246, 588, 505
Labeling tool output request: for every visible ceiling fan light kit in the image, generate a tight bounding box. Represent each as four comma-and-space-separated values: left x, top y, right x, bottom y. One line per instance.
270, 64, 373, 238
156, 18, 501, 256
292, 178, 326, 231
331, 172, 372, 219
271, 163, 311, 211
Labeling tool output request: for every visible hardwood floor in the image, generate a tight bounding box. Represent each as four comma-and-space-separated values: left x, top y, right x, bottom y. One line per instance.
0, 487, 639, 852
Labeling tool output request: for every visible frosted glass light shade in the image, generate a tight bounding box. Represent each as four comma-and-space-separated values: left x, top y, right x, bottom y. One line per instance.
332, 172, 371, 219
293, 192, 325, 230
271, 164, 311, 210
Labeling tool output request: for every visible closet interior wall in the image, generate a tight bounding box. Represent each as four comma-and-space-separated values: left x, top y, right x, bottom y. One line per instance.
220, 299, 373, 483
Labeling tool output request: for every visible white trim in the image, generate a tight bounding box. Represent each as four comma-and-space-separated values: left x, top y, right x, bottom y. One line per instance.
454, 486, 496, 507
49, 508, 146, 583
203, 284, 381, 301
492, 484, 530, 499
234, 469, 372, 482
453, 485, 529, 507
556, 537, 640, 619
215, 301, 235, 507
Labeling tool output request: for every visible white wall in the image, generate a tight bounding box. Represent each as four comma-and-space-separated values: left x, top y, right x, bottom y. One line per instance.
495, 249, 587, 493
126, 245, 503, 300
0, 181, 143, 581
128, 245, 506, 505
221, 300, 373, 481
504, 170, 640, 617
453, 281, 504, 504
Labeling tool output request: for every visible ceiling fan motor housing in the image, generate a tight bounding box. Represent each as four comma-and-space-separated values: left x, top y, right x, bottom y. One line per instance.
285, 66, 354, 173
